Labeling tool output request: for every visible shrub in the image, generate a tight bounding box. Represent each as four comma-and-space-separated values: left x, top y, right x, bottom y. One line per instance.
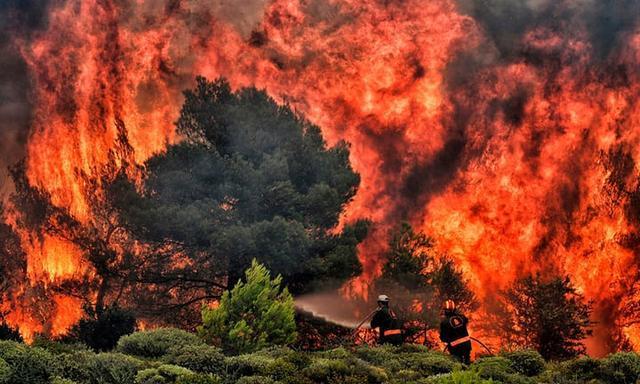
502, 350, 546, 376
0, 324, 21, 343
31, 337, 90, 355
135, 364, 219, 384
0, 358, 9, 384
0, 340, 53, 384
235, 376, 278, 384
135, 368, 167, 384
199, 260, 297, 354
227, 353, 276, 377
300, 356, 387, 384
54, 350, 144, 384
163, 344, 226, 375
597, 352, 640, 384
51, 378, 78, 384
403, 352, 460, 376
175, 374, 220, 384
559, 356, 601, 382
473, 357, 514, 381
117, 328, 203, 358
69, 306, 136, 351
421, 370, 498, 384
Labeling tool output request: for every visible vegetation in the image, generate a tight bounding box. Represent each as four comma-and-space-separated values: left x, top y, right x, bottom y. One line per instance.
491, 274, 593, 360
199, 260, 297, 354
5, 77, 367, 330
66, 306, 136, 351
0, 335, 636, 384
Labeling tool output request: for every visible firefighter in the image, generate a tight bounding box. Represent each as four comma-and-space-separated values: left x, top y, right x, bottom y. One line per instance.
370, 294, 404, 346
439, 299, 472, 364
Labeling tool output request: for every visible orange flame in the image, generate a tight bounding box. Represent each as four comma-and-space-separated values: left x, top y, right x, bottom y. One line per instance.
4, 0, 640, 354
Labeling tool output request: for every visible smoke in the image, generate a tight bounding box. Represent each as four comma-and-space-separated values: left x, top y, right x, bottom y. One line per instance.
295, 291, 373, 329
0, 0, 50, 197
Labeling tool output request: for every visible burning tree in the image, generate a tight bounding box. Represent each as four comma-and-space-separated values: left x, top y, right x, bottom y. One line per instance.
8, 120, 228, 331
117, 77, 366, 293
493, 274, 593, 360
5, 77, 367, 335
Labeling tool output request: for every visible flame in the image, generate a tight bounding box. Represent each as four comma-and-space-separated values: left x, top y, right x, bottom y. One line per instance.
3, 0, 640, 353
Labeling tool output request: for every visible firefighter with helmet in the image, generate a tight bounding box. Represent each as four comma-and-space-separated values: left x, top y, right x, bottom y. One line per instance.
370, 294, 404, 346
439, 299, 472, 364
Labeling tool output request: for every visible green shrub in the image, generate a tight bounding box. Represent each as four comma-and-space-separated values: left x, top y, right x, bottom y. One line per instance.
51, 377, 78, 384
163, 345, 226, 375
597, 352, 640, 384
421, 370, 498, 384
199, 260, 297, 354
175, 373, 220, 384
300, 356, 387, 384
403, 352, 460, 376
135, 368, 167, 384
54, 351, 144, 384
235, 376, 278, 384
226, 353, 277, 377
0, 358, 9, 384
117, 328, 203, 358
471, 356, 534, 384
135, 364, 219, 384
557, 356, 601, 383
90, 352, 145, 384
32, 337, 90, 355
0, 340, 53, 384
502, 350, 545, 376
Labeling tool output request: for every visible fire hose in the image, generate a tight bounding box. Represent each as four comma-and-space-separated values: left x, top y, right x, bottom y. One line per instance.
350, 311, 494, 356
349, 309, 378, 339
443, 337, 493, 355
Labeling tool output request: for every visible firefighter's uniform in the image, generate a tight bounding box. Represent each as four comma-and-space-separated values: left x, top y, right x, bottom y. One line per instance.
440, 310, 472, 364
370, 306, 403, 346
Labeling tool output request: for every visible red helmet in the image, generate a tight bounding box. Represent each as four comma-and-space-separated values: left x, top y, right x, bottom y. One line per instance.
443, 299, 456, 312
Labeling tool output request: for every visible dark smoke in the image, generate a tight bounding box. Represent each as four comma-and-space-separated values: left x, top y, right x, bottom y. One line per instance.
455, 0, 640, 61
0, 0, 50, 197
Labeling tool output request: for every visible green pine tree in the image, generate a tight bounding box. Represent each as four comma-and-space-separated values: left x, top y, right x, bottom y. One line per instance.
198, 259, 297, 353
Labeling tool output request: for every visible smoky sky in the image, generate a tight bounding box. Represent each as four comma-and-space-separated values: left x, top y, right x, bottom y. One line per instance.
0, 0, 49, 197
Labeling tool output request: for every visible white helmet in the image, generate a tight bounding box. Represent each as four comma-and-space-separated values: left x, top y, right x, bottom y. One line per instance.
377, 294, 390, 303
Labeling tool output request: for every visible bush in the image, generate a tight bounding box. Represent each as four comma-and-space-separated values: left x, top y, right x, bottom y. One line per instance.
473, 357, 514, 381
421, 370, 498, 384
227, 353, 274, 376
403, 352, 460, 376
54, 350, 144, 384
199, 260, 297, 354
32, 337, 90, 355
597, 352, 640, 384
0, 358, 9, 384
135, 364, 219, 384
117, 328, 203, 358
163, 344, 226, 375
558, 356, 601, 383
502, 350, 546, 376
0, 324, 21, 343
235, 376, 278, 384
51, 378, 78, 384
69, 306, 136, 351
0, 340, 53, 384
300, 356, 387, 384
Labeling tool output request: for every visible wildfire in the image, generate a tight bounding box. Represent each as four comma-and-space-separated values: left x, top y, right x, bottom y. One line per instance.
2, 0, 640, 354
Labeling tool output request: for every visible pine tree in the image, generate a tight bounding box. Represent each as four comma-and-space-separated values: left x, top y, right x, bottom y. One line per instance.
498, 274, 593, 360
199, 260, 297, 353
